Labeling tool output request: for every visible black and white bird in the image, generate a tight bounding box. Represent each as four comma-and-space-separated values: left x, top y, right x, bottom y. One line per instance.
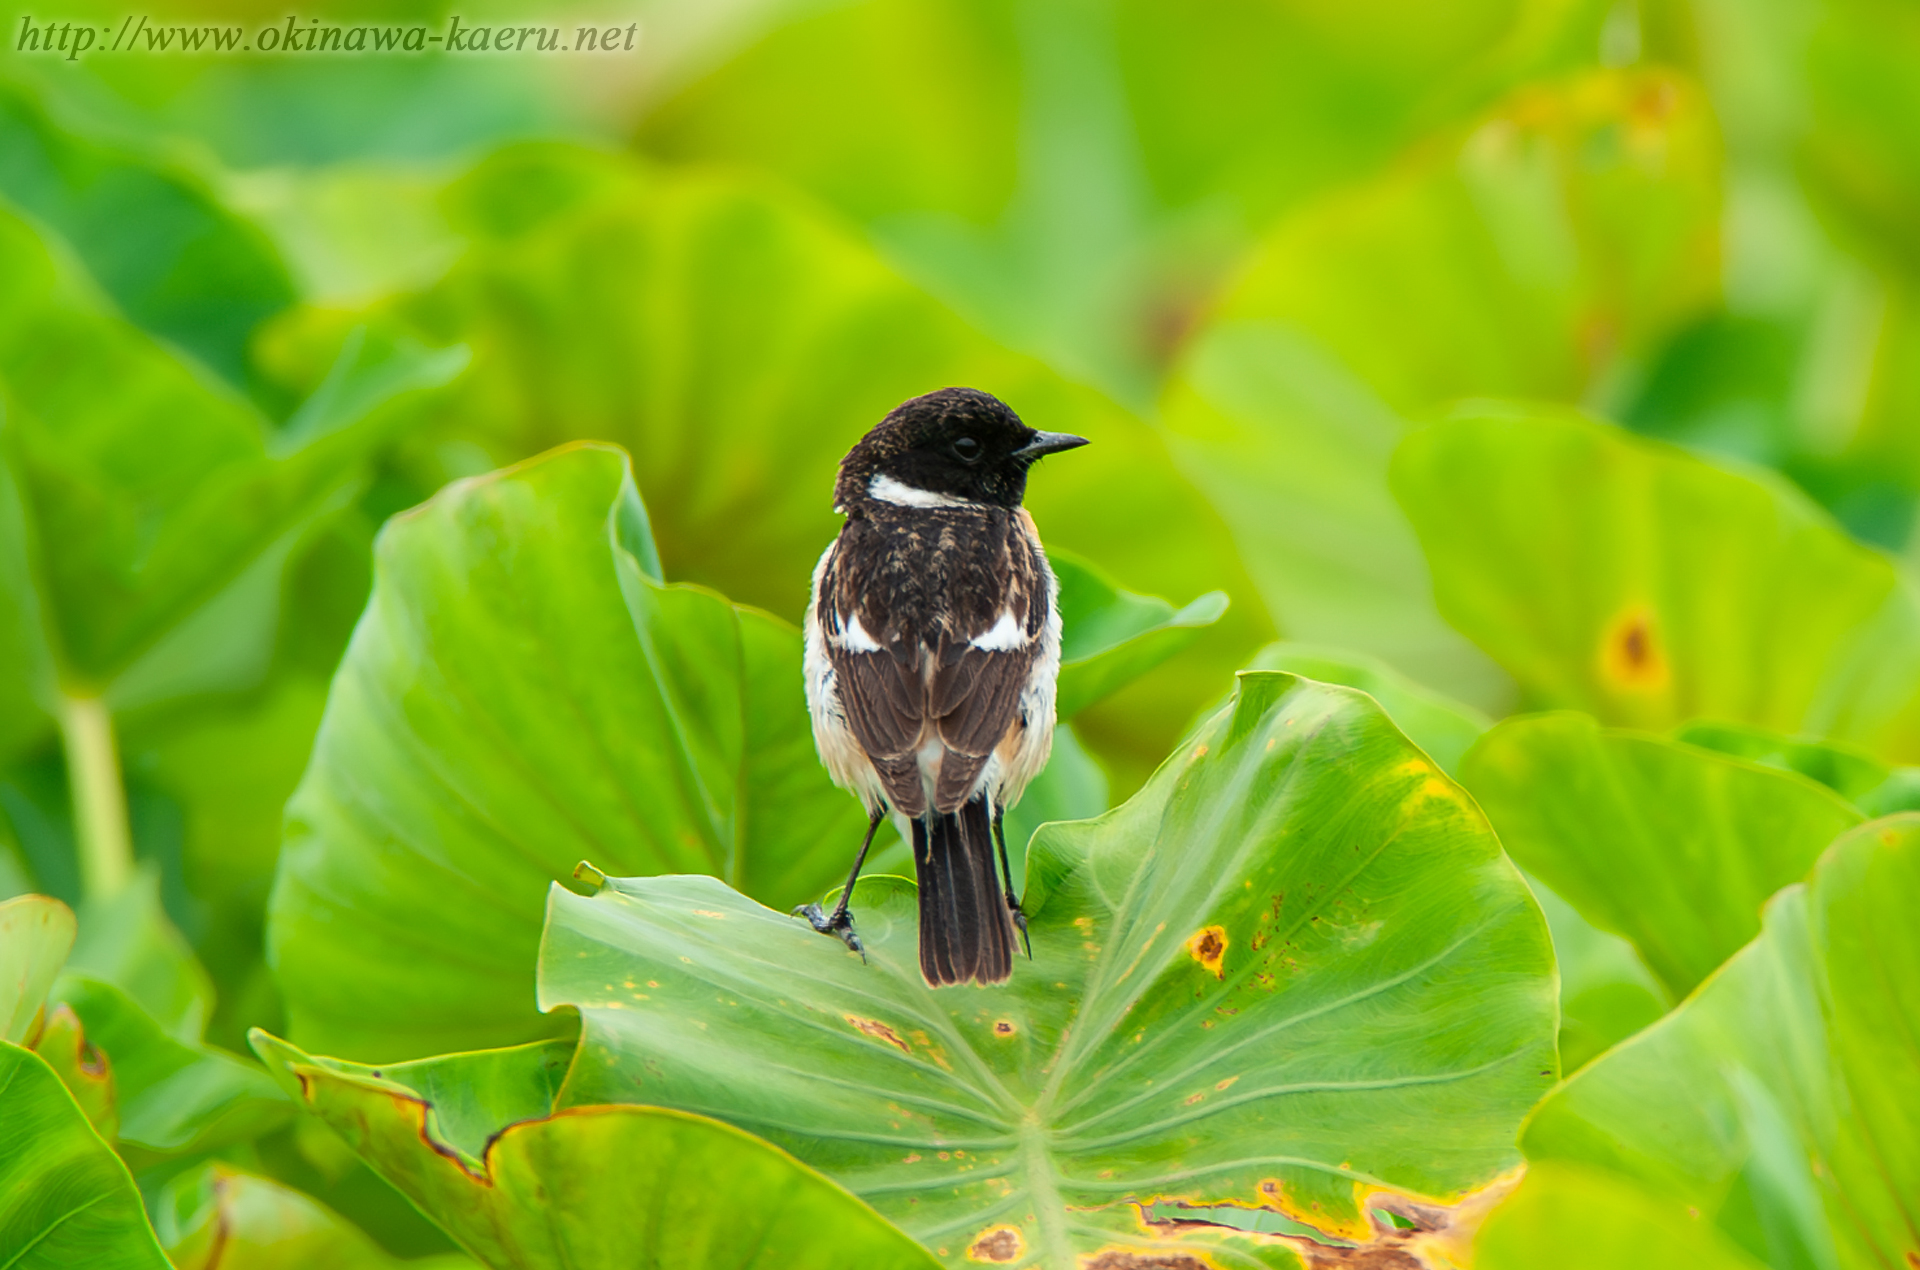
795, 387, 1087, 986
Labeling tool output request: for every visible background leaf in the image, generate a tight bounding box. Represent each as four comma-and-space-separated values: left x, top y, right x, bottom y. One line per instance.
1393, 409, 1920, 756
538, 673, 1556, 1267
1462, 711, 1862, 996
1475, 1162, 1770, 1270
153, 1161, 476, 1270
250, 1031, 942, 1270
0, 82, 296, 389
1523, 815, 1920, 1269
48, 975, 289, 1163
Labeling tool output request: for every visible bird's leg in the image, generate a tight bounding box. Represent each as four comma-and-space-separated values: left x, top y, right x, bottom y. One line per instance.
993, 806, 1031, 959
793, 806, 884, 963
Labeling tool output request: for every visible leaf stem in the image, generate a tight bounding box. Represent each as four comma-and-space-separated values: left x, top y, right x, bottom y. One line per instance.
57, 695, 132, 899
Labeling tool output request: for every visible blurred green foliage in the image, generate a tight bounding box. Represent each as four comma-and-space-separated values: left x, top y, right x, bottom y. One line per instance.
1, 0, 1917, 1264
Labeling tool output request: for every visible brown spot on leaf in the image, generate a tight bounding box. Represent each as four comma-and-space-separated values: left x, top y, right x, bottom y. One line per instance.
1083, 1254, 1213, 1270
1599, 604, 1669, 691
845, 1015, 909, 1054
1905, 1254, 1918, 1270
968, 1226, 1024, 1262
994, 1020, 1016, 1037
1187, 926, 1227, 978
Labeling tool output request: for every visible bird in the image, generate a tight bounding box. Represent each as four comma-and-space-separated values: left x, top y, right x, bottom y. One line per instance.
794, 387, 1088, 986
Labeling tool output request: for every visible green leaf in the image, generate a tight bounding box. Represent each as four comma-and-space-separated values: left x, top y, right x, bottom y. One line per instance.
1392, 409, 1920, 757
1, 892, 74, 1042
154, 1162, 477, 1270
1462, 712, 1862, 998
0, 1040, 171, 1270
1475, 1163, 1769, 1270
1052, 548, 1228, 718
538, 672, 1556, 1267
49, 975, 289, 1162
249, 1031, 942, 1270
1522, 815, 1920, 1270
1241, 642, 1490, 774
0, 83, 295, 386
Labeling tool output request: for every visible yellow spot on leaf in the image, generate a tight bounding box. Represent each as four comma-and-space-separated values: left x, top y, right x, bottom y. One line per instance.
1599, 603, 1670, 692
691, 909, 725, 918
1215, 1076, 1239, 1091
902, 1153, 921, 1164
1187, 925, 1227, 978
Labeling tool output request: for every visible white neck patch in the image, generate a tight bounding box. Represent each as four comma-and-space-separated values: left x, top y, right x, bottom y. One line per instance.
868, 473, 977, 509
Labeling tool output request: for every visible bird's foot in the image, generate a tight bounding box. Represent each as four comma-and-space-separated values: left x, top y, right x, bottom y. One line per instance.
792, 902, 867, 963
1008, 894, 1032, 960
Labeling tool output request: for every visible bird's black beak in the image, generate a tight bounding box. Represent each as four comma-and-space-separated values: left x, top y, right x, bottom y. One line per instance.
1013, 430, 1089, 461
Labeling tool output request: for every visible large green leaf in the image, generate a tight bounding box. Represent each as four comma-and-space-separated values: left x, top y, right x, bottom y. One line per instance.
154, 1162, 476, 1270
271, 442, 1220, 1061
1, 892, 73, 1042
0, 82, 295, 386
1475, 1163, 1769, 1270
538, 672, 1556, 1268
249, 1032, 941, 1270
1393, 409, 1920, 756
0, 1040, 170, 1270
1462, 712, 1862, 997
1522, 815, 1920, 1270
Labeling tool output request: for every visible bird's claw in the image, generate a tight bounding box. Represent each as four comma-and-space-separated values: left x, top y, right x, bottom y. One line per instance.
792, 902, 867, 963
1008, 894, 1032, 960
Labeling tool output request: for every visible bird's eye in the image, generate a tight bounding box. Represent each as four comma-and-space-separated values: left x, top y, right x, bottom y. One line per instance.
951, 436, 982, 462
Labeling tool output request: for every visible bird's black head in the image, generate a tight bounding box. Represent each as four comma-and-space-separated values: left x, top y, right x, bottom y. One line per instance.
834, 387, 1088, 513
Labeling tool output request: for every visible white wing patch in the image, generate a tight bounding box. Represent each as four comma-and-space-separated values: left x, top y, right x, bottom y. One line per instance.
869, 473, 977, 509
970, 610, 1028, 652
838, 612, 884, 653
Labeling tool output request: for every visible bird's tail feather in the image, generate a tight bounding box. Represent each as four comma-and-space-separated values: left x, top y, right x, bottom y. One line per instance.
912, 798, 1013, 987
